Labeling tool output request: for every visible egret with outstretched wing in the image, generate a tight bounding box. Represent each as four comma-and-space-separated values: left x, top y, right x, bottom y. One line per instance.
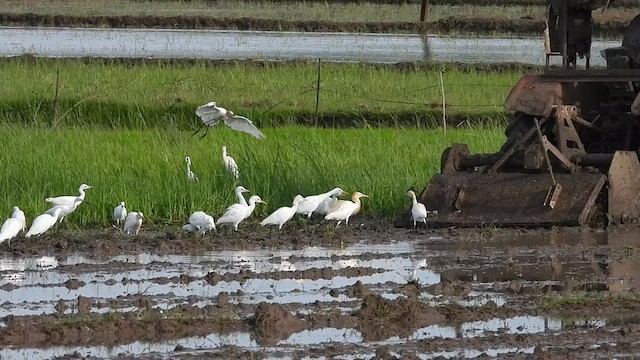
194, 102, 265, 139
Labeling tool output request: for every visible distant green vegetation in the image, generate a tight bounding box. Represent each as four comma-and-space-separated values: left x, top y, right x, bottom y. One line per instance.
0, 125, 504, 225
0, 58, 521, 129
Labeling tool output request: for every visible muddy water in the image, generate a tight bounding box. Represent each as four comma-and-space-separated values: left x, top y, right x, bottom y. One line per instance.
0, 27, 620, 66
2, 230, 640, 358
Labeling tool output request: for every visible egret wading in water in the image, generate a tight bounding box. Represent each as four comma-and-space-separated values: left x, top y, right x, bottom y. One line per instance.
297, 188, 347, 219
46, 184, 92, 206
222, 145, 240, 179
406, 189, 427, 229
194, 102, 266, 139
217, 195, 266, 231
261, 195, 304, 231
0, 206, 27, 244
324, 191, 369, 228
113, 202, 127, 228
185, 156, 198, 181
183, 211, 216, 235
124, 212, 144, 236
25, 208, 63, 238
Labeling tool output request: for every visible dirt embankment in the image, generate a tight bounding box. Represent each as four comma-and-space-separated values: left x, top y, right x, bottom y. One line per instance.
0, 13, 632, 38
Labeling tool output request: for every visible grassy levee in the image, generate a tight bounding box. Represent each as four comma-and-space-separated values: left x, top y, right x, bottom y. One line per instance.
0, 125, 505, 226
0, 58, 513, 225
0, 58, 522, 129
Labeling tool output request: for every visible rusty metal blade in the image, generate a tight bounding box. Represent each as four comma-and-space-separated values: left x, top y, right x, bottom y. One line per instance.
416, 173, 606, 227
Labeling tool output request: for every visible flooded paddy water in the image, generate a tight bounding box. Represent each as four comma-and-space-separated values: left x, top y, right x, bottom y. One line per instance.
1, 224, 640, 359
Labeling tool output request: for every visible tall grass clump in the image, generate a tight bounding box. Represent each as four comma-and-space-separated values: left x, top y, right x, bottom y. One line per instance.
0, 58, 524, 129
0, 125, 504, 225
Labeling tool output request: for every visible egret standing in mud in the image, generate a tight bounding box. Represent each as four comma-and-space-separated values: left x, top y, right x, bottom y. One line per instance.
406, 189, 427, 229
261, 194, 304, 230
217, 195, 266, 231
45, 197, 85, 224
324, 191, 369, 228
185, 156, 198, 182
0, 206, 27, 244
183, 211, 216, 235
222, 145, 240, 179
124, 212, 144, 236
194, 102, 265, 139
297, 188, 347, 219
113, 202, 127, 228
46, 184, 92, 206
25, 208, 63, 238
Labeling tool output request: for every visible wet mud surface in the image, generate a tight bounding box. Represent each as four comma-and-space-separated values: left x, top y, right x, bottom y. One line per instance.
2, 219, 640, 358
0, 13, 634, 38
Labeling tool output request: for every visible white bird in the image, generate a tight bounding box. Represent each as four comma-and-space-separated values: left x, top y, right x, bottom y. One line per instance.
406, 189, 427, 229
0, 207, 27, 244
183, 211, 216, 235
185, 156, 198, 181
222, 145, 240, 179
25, 208, 63, 238
409, 259, 428, 282
45, 197, 85, 223
324, 191, 369, 228
124, 212, 144, 236
113, 202, 127, 227
45, 183, 93, 206
234, 185, 250, 206
261, 195, 304, 230
217, 195, 266, 231
297, 188, 347, 218
316, 191, 345, 216
194, 102, 266, 139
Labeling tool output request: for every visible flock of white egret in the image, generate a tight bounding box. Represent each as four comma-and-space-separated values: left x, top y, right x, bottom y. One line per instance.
0, 102, 430, 244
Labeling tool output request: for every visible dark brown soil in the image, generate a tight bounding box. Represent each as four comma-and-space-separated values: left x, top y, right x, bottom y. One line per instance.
0, 13, 635, 38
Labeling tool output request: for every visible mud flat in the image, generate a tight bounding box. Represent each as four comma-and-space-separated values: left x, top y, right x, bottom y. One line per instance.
2, 222, 640, 359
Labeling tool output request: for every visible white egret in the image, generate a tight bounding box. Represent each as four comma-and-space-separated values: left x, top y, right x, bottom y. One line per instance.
316, 191, 345, 216
185, 156, 199, 181
0, 207, 26, 244
324, 191, 369, 228
45, 196, 86, 224
25, 208, 63, 238
234, 185, 250, 206
217, 195, 266, 231
261, 195, 304, 230
124, 212, 144, 236
46, 184, 93, 206
113, 202, 127, 227
194, 102, 266, 139
406, 189, 427, 229
409, 259, 428, 282
222, 145, 240, 179
183, 211, 216, 235
297, 188, 347, 218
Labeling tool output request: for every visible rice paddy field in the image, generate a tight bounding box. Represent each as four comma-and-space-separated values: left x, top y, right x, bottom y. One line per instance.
4, 2, 640, 360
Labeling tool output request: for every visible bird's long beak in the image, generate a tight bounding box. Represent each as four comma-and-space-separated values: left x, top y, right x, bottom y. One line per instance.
340, 190, 348, 196
361, 194, 369, 198
86, 185, 94, 189
243, 188, 251, 192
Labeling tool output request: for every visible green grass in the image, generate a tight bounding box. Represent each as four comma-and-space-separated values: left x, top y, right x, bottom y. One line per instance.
0, 125, 504, 225
0, 58, 522, 129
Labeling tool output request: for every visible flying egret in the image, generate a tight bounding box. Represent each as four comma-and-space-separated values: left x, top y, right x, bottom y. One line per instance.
25, 208, 63, 238
124, 212, 144, 236
183, 211, 216, 235
194, 102, 266, 139
261, 195, 304, 230
234, 185, 250, 206
185, 156, 199, 181
217, 195, 266, 231
45, 197, 85, 223
297, 188, 347, 218
0, 207, 27, 244
222, 145, 240, 179
113, 202, 127, 227
46, 184, 93, 206
406, 189, 427, 229
324, 191, 369, 228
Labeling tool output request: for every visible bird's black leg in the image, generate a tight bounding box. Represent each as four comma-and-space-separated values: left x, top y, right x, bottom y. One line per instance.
200, 126, 210, 139
192, 123, 205, 137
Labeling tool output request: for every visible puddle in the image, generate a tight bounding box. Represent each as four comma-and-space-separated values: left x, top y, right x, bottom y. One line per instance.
3, 231, 640, 357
